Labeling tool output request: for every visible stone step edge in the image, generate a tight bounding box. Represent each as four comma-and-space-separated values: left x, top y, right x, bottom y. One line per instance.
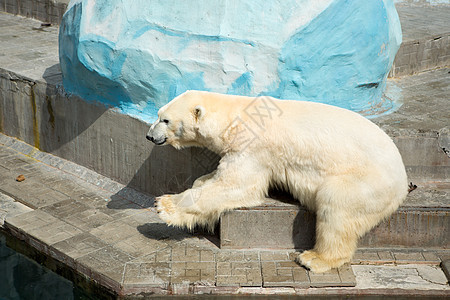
4, 218, 449, 296
1, 217, 356, 293
221, 205, 449, 221
1, 222, 123, 295
228, 195, 450, 211
230, 205, 450, 211
220, 192, 449, 249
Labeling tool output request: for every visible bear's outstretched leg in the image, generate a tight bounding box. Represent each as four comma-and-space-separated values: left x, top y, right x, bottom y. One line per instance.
155, 156, 268, 230
192, 170, 217, 188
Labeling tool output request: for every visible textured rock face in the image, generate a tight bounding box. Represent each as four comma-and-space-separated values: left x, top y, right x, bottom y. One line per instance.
59, 0, 402, 122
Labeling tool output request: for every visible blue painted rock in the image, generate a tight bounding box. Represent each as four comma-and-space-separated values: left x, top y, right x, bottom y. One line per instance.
59, 0, 402, 122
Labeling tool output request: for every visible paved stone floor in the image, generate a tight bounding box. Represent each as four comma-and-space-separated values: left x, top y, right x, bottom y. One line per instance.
0, 12, 59, 82
0, 133, 449, 296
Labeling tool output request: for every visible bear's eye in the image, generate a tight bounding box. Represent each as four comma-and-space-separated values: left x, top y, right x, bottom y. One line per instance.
162, 119, 169, 124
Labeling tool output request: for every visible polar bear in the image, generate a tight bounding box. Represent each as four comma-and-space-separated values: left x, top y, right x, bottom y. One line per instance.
146, 90, 408, 273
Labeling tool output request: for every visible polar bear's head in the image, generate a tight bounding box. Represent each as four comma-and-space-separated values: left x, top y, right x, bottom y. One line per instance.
146, 91, 212, 149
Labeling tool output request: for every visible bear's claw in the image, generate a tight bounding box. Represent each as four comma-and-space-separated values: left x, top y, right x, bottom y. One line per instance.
295, 250, 334, 273
155, 195, 175, 213
155, 194, 180, 225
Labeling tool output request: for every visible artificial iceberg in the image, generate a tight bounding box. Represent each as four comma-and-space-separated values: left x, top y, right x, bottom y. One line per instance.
59, 0, 402, 122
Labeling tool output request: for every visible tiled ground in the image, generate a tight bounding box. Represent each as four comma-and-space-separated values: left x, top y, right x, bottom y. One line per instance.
0, 133, 354, 293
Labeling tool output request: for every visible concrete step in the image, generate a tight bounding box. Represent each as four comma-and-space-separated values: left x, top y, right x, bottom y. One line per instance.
220, 182, 450, 249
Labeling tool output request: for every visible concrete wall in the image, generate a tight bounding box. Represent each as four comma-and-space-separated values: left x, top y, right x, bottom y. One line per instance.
0, 0, 69, 24
0, 68, 216, 196
389, 34, 450, 77
220, 206, 449, 249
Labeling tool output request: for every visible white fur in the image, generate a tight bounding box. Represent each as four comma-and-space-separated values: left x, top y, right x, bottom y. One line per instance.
147, 91, 408, 273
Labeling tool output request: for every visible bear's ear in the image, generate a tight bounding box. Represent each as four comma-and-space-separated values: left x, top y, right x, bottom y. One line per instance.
193, 105, 205, 122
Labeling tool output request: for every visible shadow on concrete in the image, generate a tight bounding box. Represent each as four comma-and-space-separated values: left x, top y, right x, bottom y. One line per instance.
107, 144, 217, 209
40, 63, 108, 155
137, 223, 192, 241
126, 145, 219, 197
269, 188, 316, 250
292, 210, 316, 250
107, 144, 221, 246
107, 189, 154, 210
138, 223, 221, 248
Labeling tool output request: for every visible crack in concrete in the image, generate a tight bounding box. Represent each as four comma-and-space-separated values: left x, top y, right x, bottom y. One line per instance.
412, 267, 448, 286
437, 127, 450, 158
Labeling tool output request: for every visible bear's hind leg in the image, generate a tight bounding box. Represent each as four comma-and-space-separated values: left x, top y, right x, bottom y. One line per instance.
296, 176, 382, 273
297, 212, 359, 273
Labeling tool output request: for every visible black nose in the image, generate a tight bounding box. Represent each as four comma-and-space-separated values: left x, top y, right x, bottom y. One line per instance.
146, 135, 153, 142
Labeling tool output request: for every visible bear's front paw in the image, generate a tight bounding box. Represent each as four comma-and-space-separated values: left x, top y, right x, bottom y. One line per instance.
295, 250, 333, 273
155, 195, 177, 224
154, 194, 198, 228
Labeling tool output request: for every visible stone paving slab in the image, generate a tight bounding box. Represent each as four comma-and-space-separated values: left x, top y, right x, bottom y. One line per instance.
353, 248, 444, 265
353, 264, 449, 290
0, 192, 33, 226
